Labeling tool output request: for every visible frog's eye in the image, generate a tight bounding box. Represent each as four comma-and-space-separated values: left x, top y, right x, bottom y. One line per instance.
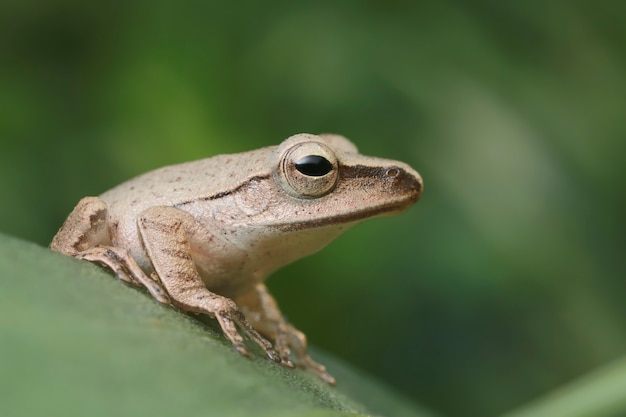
278, 142, 339, 198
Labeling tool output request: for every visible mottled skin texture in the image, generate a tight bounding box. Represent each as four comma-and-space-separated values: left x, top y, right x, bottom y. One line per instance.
50, 133, 423, 384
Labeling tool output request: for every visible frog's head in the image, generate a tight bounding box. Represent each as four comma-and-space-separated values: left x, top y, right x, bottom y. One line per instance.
224, 133, 422, 276
267, 133, 423, 230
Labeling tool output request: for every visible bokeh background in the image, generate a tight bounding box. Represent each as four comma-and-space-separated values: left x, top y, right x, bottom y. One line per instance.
2, 1, 625, 416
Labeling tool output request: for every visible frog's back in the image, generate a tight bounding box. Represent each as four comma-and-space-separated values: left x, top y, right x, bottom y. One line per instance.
100, 146, 274, 220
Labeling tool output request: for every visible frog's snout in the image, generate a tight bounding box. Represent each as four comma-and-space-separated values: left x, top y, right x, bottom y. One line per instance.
385, 165, 423, 203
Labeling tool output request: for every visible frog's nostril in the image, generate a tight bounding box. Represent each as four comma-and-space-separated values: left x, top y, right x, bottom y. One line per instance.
386, 168, 400, 178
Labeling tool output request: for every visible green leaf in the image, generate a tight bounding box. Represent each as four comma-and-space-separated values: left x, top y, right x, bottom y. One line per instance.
0, 233, 433, 417
499, 357, 626, 417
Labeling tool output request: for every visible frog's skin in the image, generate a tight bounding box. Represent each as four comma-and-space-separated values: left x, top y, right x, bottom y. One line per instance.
50, 133, 423, 384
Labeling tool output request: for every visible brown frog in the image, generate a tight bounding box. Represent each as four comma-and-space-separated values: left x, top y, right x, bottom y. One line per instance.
50, 133, 423, 384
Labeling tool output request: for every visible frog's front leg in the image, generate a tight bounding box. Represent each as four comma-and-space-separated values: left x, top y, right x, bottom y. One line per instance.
137, 206, 280, 363
235, 284, 337, 385
49, 197, 170, 304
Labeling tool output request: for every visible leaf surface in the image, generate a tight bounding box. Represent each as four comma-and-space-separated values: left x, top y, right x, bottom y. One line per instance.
0, 234, 432, 417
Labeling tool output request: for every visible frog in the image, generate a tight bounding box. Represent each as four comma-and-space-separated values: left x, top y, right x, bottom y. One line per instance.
50, 133, 423, 384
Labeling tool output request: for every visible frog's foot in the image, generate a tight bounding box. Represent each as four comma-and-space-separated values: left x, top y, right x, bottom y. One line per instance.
234, 284, 334, 384
272, 322, 296, 369
210, 297, 282, 363
280, 324, 336, 385
170, 291, 281, 363
78, 245, 170, 305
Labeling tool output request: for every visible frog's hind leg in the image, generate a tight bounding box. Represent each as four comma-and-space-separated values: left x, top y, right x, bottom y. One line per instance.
50, 197, 111, 256
50, 196, 170, 304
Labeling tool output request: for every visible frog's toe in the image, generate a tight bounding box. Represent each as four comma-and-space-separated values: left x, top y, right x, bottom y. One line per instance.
318, 370, 337, 386
225, 307, 281, 363
232, 343, 251, 358
146, 283, 170, 304
264, 347, 282, 363
302, 357, 336, 385
273, 334, 295, 367
280, 357, 295, 368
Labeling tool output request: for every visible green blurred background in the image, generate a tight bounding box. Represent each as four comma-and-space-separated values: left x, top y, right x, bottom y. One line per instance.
1, 1, 625, 416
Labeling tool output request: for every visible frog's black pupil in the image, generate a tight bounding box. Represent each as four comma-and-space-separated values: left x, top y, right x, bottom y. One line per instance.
295, 155, 333, 176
